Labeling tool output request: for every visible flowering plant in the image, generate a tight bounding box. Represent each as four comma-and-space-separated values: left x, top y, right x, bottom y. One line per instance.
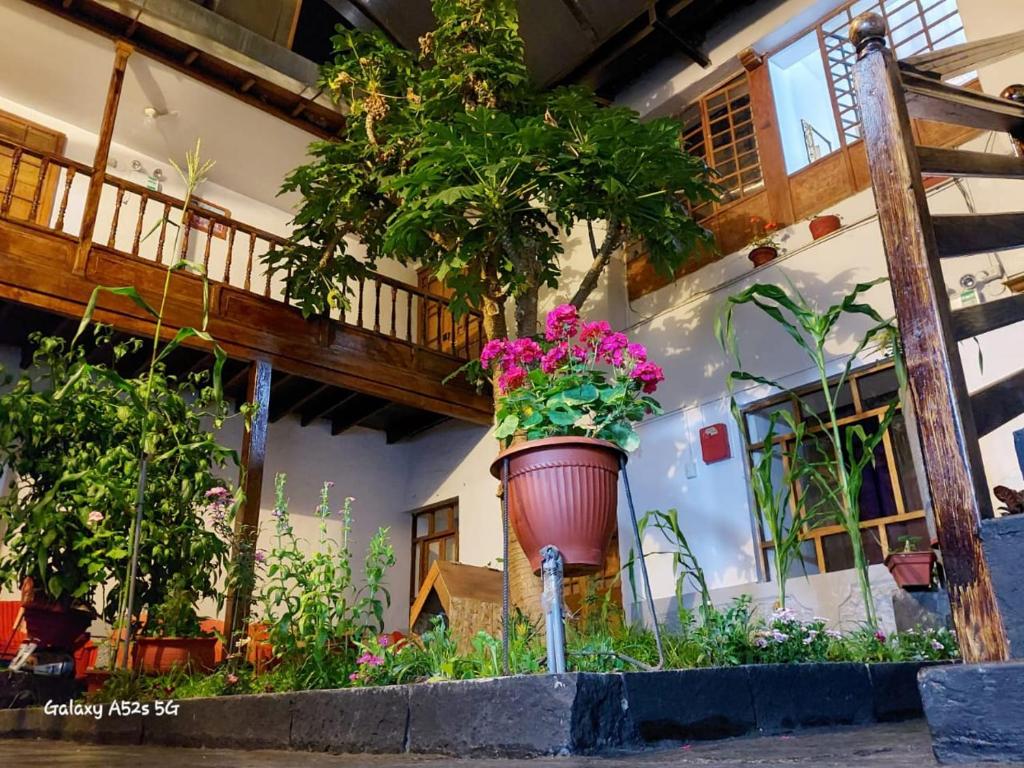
482, 305, 664, 451
749, 216, 782, 250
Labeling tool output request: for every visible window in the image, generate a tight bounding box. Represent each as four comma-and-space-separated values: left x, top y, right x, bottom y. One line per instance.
770, 0, 969, 170
742, 362, 928, 577
410, 500, 458, 601
677, 76, 764, 215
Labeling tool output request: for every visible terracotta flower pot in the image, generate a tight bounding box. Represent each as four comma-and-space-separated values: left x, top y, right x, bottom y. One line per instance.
809, 214, 842, 240
84, 668, 111, 695
133, 636, 217, 673
885, 551, 936, 590
21, 604, 93, 650
748, 246, 778, 268
490, 436, 625, 576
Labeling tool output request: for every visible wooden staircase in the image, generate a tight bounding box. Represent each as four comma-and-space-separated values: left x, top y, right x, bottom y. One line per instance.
852, 14, 1024, 662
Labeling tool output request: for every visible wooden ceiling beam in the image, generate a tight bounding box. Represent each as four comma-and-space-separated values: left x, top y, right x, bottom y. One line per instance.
331, 393, 389, 436
269, 378, 331, 423
386, 411, 449, 444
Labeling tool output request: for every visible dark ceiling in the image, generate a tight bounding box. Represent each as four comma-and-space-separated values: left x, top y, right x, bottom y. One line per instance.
291, 0, 767, 98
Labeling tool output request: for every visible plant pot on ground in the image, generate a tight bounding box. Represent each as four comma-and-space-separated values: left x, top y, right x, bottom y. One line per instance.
748, 217, 783, 268
809, 214, 842, 240
885, 535, 936, 590
748, 246, 778, 268
19, 578, 93, 652
484, 305, 663, 574
133, 576, 217, 674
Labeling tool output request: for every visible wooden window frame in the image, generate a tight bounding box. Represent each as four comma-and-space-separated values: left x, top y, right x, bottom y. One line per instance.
409, 498, 459, 603
627, 0, 978, 301
740, 360, 927, 577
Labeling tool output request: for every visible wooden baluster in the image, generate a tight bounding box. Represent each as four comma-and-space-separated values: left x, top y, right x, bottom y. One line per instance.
263, 244, 274, 297
390, 285, 397, 336
28, 158, 49, 222
55, 166, 76, 231
436, 299, 442, 352
222, 227, 236, 283
463, 314, 470, 359
132, 194, 148, 256
202, 224, 214, 272
373, 279, 382, 333
107, 186, 125, 247
406, 292, 413, 342
450, 307, 456, 356
244, 232, 256, 291
155, 202, 171, 264
357, 276, 365, 327
1, 148, 23, 216
284, 266, 292, 305
178, 216, 192, 263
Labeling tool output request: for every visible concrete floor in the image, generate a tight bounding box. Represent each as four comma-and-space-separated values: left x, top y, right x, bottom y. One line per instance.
0, 721, 1021, 767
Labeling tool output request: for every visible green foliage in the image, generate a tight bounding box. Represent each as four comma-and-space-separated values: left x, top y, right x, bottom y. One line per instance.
270, 0, 716, 330
0, 328, 236, 620
717, 279, 904, 627
142, 574, 204, 638
259, 474, 396, 690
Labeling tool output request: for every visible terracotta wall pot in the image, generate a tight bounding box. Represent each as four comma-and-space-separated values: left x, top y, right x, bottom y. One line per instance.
21, 604, 93, 651
809, 214, 842, 240
133, 636, 217, 674
885, 551, 936, 590
491, 436, 624, 576
748, 246, 778, 268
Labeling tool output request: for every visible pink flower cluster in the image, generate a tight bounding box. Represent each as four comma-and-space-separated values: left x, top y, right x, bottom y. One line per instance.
479, 304, 665, 395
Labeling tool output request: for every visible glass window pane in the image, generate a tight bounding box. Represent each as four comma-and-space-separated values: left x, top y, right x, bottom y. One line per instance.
885, 518, 930, 554
416, 514, 430, 537
769, 31, 842, 174
857, 367, 899, 411
801, 381, 855, 421
745, 400, 795, 444
889, 413, 924, 511
444, 537, 456, 560
427, 540, 441, 570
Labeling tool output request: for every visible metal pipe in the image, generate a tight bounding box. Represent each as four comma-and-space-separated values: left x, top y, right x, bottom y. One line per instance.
500, 458, 511, 677
541, 545, 567, 674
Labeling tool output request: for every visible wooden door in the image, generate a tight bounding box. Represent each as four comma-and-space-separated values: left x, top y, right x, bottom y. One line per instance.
417, 268, 481, 356
0, 110, 66, 227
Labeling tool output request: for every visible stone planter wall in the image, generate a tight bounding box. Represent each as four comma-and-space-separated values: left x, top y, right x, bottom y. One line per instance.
0, 662, 938, 757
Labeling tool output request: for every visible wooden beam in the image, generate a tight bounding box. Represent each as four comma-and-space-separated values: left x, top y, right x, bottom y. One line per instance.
972, 368, 1024, 438
933, 213, 1024, 258
917, 146, 1024, 179
852, 11, 1009, 662
951, 293, 1024, 341
902, 31, 1024, 81
74, 40, 132, 273
268, 379, 329, 423
1003, 85, 1024, 155
745, 51, 795, 226
331, 393, 388, 436
298, 386, 351, 426
223, 359, 271, 647
386, 412, 449, 444
902, 70, 1024, 135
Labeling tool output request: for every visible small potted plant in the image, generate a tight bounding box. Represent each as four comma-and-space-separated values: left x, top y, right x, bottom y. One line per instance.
809, 213, 842, 240
133, 575, 217, 673
485, 305, 664, 574
748, 217, 782, 267
885, 535, 936, 590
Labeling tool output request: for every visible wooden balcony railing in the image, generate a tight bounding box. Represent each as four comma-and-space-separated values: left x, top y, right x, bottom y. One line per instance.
0, 136, 483, 362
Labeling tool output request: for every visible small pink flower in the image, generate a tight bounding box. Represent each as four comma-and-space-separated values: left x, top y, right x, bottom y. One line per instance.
378, 634, 390, 648
88, 510, 104, 524
626, 343, 647, 364
205, 486, 229, 499
598, 332, 629, 365
578, 320, 611, 347
874, 631, 887, 643
630, 361, 665, 394
544, 304, 579, 342
510, 338, 542, 365
254, 549, 267, 564
498, 364, 527, 393
226, 673, 239, 685
349, 672, 360, 682
540, 343, 568, 374
480, 339, 510, 370
357, 652, 384, 667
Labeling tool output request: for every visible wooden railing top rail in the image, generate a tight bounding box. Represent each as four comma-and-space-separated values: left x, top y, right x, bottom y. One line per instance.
901, 29, 1024, 80
0, 136, 94, 175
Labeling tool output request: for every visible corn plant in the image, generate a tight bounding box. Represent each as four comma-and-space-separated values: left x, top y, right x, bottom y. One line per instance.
717, 279, 904, 628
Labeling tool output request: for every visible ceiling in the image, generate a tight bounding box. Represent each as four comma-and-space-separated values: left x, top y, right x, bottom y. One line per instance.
290, 0, 767, 97
0, 1, 311, 211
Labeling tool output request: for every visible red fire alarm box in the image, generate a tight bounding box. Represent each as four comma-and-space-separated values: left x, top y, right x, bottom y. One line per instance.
699, 423, 731, 464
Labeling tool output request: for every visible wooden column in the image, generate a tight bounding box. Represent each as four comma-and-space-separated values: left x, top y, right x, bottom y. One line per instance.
852, 13, 1009, 662
223, 359, 272, 647
74, 40, 133, 272
741, 47, 795, 227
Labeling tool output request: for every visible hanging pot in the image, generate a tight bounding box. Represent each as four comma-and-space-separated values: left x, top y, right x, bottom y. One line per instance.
490, 436, 624, 576
748, 246, 778, 268
133, 636, 218, 674
884, 551, 936, 590
809, 214, 842, 240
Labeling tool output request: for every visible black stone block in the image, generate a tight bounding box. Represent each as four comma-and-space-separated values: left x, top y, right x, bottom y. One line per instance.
747, 663, 873, 732
919, 662, 1024, 764
622, 668, 755, 742
868, 662, 933, 721
982, 516, 1024, 658
142, 692, 293, 749
893, 590, 953, 633
289, 685, 410, 753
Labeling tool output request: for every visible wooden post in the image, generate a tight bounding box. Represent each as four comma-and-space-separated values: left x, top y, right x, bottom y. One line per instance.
223, 359, 272, 648
74, 40, 133, 272
851, 12, 1009, 662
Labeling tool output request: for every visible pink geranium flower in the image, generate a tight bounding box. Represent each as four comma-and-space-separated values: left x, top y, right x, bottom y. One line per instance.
540, 343, 568, 373
510, 338, 542, 365
498, 364, 527, 393
480, 339, 510, 370
88, 510, 104, 524
544, 304, 579, 342
578, 320, 611, 348
598, 332, 629, 365
630, 361, 665, 394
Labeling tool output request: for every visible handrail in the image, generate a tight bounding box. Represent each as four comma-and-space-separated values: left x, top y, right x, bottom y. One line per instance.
0, 136, 93, 175
901, 30, 1024, 80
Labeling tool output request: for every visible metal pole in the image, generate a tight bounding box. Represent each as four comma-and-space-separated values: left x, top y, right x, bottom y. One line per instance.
620, 456, 665, 670
540, 545, 567, 674
500, 458, 511, 676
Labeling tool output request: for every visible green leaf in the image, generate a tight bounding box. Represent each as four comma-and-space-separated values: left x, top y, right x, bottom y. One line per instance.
561, 384, 598, 405
493, 414, 519, 439
73, 286, 159, 347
